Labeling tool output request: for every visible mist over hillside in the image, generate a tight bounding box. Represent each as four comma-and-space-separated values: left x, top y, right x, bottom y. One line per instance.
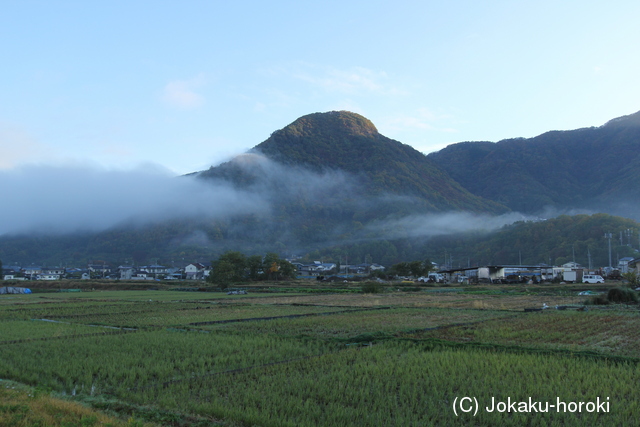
1, 110, 639, 267
0, 163, 268, 236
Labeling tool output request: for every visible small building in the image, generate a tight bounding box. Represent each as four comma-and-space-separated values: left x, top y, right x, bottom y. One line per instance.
39, 267, 64, 280
185, 263, 207, 280
22, 266, 42, 279
2, 266, 23, 281
298, 262, 337, 276
626, 258, 640, 274
88, 264, 111, 277
618, 257, 636, 273
118, 266, 134, 280
42, 267, 65, 276
37, 274, 61, 281
131, 271, 154, 281
139, 265, 168, 279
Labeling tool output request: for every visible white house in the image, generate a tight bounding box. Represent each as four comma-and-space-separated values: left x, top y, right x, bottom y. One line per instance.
118, 266, 134, 280
618, 257, 635, 273
37, 274, 61, 281
22, 266, 42, 279
139, 265, 168, 279
185, 263, 206, 280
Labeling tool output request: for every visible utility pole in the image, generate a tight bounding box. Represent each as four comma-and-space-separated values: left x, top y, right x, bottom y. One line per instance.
604, 233, 613, 268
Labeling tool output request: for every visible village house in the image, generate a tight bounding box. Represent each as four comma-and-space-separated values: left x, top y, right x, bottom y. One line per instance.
618, 257, 635, 273
349, 263, 385, 274
88, 263, 112, 277
22, 266, 42, 279
297, 261, 336, 276
38, 267, 64, 280
139, 265, 168, 279
2, 266, 24, 281
118, 266, 134, 280
185, 263, 207, 280
626, 257, 640, 274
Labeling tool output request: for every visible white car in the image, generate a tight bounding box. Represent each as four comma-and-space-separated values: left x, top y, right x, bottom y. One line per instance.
582, 275, 604, 284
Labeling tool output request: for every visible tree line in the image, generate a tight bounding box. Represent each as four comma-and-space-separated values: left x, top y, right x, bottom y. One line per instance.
207, 251, 296, 285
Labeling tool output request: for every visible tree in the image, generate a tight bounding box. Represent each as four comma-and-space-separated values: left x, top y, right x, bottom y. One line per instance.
262, 252, 280, 281
390, 259, 433, 278
247, 255, 263, 281
390, 262, 411, 277
408, 261, 424, 278
423, 259, 434, 275
277, 259, 297, 280
208, 251, 247, 285
622, 271, 639, 286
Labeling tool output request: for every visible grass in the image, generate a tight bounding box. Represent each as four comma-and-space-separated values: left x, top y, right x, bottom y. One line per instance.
0, 379, 145, 426
246, 291, 587, 310
47, 303, 356, 328
0, 320, 116, 342
407, 309, 640, 357
205, 307, 511, 339
129, 341, 640, 426
2, 285, 640, 426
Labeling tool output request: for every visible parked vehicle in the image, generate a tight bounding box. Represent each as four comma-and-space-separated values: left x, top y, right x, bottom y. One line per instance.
418, 273, 445, 283
582, 274, 605, 284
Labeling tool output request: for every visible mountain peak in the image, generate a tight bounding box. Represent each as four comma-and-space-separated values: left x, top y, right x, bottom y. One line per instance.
272, 111, 379, 139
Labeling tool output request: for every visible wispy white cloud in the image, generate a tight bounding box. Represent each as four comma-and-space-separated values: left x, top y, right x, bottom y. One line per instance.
384, 108, 455, 131
267, 62, 402, 96
162, 74, 206, 109
376, 109, 460, 145
295, 65, 397, 95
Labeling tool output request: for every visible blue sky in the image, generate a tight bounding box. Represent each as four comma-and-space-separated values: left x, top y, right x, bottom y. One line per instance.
2, 0, 640, 175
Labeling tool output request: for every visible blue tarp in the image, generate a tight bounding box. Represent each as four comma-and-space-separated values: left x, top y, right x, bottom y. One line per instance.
0, 286, 32, 294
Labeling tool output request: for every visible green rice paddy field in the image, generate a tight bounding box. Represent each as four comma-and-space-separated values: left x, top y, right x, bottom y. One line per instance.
1, 285, 639, 426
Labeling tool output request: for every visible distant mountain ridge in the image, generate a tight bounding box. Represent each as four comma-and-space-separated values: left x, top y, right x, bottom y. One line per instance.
428, 110, 640, 218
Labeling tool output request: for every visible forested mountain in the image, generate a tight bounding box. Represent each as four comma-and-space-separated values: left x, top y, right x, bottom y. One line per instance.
200, 111, 505, 213
428, 111, 640, 218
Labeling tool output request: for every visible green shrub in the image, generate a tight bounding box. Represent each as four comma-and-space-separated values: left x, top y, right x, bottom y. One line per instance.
607, 287, 638, 303
585, 295, 609, 305
361, 282, 383, 294
586, 288, 638, 305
